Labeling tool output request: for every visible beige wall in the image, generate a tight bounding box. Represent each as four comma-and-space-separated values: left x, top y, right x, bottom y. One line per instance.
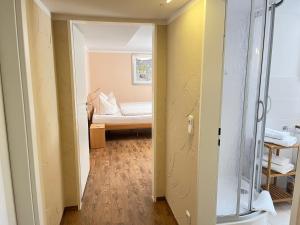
153, 25, 167, 197
197, 0, 226, 224
52, 20, 79, 207
25, 1, 65, 224
166, 1, 204, 224
88, 52, 152, 102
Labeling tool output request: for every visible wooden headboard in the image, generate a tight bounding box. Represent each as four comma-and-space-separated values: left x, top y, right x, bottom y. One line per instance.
87, 88, 102, 123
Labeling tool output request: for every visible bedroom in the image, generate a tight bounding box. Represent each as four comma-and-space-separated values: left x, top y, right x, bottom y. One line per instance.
84, 23, 153, 138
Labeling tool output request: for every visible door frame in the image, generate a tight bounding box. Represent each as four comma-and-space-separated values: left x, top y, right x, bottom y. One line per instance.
198, 0, 300, 225
67, 20, 159, 207
0, 0, 45, 224
0, 65, 17, 225
197, 0, 300, 225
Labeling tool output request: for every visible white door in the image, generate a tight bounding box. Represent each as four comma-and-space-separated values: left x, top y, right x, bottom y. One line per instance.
0, 76, 17, 225
71, 25, 90, 199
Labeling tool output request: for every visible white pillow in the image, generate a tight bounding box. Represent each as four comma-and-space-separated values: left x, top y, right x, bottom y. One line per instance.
99, 93, 119, 115
108, 92, 117, 104
100, 92, 108, 100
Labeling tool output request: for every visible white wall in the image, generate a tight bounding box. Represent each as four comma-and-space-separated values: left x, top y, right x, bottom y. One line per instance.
267, 0, 300, 132
266, 0, 300, 163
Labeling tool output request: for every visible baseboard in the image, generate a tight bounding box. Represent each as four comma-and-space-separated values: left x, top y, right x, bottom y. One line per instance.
152, 195, 166, 202
156, 196, 166, 201
63, 206, 78, 212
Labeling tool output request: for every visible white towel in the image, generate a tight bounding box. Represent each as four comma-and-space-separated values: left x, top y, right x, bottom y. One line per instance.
263, 154, 290, 166
262, 160, 294, 174
252, 191, 277, 216
265, 128, 290, 140
264, 136, 298, 147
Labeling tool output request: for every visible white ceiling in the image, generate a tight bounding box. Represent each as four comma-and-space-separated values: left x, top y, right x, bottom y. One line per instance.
75, 22, 153, 52
41, 0, 190, 20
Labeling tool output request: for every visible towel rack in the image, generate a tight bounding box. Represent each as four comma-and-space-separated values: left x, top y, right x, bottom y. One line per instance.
262, 142, 300, 203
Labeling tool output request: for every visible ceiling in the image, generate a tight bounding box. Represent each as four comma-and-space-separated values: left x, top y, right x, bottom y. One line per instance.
75, 22, 153, 52
41, 0, 190, 20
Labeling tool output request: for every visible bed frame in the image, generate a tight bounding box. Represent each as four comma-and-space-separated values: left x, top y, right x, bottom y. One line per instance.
105, 123, 151, 131
87, 89, 152, 131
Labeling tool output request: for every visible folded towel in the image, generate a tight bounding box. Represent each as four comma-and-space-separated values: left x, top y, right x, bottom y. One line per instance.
262, 161, 294, 174
264, 136, 298, 147
265, 128, 290, 140
263, 154, 290, 166
252, 191, 277, 216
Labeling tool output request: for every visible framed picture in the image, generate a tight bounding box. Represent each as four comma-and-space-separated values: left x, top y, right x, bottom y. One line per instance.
132, 54, 152, 85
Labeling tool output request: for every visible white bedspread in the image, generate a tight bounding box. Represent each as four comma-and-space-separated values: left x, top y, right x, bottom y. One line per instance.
93, 113, 152, 124
119, 102, 152, 116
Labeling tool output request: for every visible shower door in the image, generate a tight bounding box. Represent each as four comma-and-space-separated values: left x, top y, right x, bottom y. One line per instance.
217, 0, 272, 221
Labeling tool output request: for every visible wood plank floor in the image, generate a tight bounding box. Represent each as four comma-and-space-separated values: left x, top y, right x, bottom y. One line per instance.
60, 136, 178, 225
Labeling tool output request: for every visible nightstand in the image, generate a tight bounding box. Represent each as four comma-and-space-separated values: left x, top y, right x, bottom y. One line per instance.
90, 124, 105, 149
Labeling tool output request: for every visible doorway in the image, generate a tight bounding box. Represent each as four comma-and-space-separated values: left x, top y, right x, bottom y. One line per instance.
263, 0, 300, 224
62, 21, 174, 224
216, 0, 300, 225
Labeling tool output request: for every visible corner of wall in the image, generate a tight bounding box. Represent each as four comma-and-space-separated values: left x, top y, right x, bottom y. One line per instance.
153, 24, 168, 198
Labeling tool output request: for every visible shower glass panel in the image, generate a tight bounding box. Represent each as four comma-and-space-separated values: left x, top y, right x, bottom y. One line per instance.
217, 0, 268, 220
238, 0, 267, 215
217, 0, 252, 217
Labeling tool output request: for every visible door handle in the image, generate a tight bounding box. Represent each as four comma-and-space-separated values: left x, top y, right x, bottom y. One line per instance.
266, 96, 272, 114
257, 100, 265, 122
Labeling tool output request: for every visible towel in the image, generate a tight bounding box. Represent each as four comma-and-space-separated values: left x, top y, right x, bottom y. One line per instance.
264, 136, 298, 147
262, 161, 294, 174
265, 128, 290, 140
252, 191, 277, 216
263, 154, 290, 166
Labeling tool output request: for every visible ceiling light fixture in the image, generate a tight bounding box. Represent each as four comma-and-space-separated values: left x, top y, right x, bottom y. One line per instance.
166, 0, 173, 4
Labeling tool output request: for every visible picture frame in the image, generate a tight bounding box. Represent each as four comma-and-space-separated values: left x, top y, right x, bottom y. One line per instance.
132, 54, 152, 85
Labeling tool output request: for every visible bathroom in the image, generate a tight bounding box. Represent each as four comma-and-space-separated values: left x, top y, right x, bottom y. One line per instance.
216, 0, 300, 224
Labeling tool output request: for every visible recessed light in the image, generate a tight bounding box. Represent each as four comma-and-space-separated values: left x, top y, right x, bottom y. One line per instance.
166, 0, 173, 4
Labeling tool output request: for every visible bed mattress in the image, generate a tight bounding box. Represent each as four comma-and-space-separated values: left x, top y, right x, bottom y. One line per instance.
93, 113, 152, 124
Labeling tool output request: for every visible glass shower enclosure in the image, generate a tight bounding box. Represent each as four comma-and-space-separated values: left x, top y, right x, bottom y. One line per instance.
217, 0, 281, 222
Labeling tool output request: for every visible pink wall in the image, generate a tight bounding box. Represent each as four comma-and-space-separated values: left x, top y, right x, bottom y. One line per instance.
87, 52, 152, 102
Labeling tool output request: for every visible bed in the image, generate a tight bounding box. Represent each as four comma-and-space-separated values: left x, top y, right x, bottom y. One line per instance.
92, 102, 152, 130
87, 89, 152, 131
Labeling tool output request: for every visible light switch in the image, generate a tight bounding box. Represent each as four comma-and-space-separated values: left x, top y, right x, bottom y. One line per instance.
188, 115, 194, 134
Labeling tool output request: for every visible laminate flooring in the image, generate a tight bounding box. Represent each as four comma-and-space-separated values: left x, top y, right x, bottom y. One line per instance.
60, 136, 177, 225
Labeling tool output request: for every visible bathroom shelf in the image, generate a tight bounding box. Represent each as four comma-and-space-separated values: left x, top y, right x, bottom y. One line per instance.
262, 184, 293, 203
262, 167, 296, 177
264, 142, 300, 151
262, 142, 300, 203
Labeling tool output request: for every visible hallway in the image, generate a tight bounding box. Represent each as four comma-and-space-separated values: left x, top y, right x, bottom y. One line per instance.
60, 137, 177, 225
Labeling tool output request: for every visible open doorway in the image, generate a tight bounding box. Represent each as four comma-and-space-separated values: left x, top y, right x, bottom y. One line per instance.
61, 21, 175, 224
216, 0, 300, 225
262, 0, 300, 224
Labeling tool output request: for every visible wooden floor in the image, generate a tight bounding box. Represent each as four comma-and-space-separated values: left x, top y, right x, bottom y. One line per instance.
60, 136, 178, 225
